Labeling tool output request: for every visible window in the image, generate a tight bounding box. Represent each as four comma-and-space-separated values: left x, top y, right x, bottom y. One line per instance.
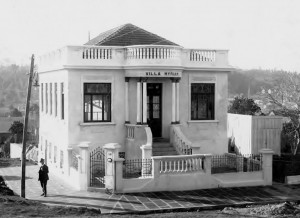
41, 83, 44, 112
46, 83, 48, 113
49, 143, 52, 159
40, 136, 43, 151
50, 83, 52, 115
84, 83, 111, 122
54, 83, 57, 117
54, 146, 57, 163
60, 150, 64, 168
191, 83, 215, 120
61, 83, 64, 120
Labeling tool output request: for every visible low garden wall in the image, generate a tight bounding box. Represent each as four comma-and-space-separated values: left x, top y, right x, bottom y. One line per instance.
103, 143, 274, 193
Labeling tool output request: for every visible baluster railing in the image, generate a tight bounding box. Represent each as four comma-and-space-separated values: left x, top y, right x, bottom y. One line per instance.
125, 46, 181, 60
152, 154, 206, 174
125, 124, 136, 139
190, 49, 216, 62
82, 47, 113, 60
171, 126, 192, 155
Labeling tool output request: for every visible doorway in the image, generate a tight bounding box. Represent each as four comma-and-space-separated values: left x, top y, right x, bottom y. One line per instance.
147, 83, 162, 137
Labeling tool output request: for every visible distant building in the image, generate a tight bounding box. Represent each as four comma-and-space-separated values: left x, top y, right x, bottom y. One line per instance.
38, 24, 233, 190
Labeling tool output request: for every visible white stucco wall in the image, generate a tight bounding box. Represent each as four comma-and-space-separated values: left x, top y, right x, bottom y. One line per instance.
39, 70, 69, 172
39, 68, 229, 163
179, 71, 228, 155
67, 69, 126, 152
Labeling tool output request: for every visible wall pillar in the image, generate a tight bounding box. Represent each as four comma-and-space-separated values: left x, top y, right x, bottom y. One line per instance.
142, 78, 148, 124
171, 78, 176, 124
125, 77, 130, 124
176, 79, 180, 123
152, 157, 161, 178
103, 143, 121, 190
114, 158, 124, 193
78, 141, 90, 190
140, 144, 152, 159
203, 154, 212, 175
136, 79, 141, 124
260, 149, 274, 185
67, 147, 72, 176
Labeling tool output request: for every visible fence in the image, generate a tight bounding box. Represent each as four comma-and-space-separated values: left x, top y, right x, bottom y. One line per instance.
123, 159, 152, 178
212, 153, 262, 174
228, 113, 282, 155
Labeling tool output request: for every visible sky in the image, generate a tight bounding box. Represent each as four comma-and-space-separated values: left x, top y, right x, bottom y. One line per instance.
0, 0, 300, 72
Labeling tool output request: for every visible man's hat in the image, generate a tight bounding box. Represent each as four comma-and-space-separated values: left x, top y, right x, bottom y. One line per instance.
40, 158, 44, 162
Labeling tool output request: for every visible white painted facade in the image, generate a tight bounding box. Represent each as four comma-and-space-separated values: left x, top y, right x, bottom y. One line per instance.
37, 25, 234, 190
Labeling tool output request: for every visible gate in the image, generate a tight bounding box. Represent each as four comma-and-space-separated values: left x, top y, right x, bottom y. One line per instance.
90, 147, 106, 188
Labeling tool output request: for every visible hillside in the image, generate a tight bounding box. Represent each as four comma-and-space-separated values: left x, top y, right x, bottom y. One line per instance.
228, 69, 292, 98
0, 65, 38, 115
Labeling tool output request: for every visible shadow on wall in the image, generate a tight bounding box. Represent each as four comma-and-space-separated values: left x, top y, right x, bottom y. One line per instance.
228, 136, 241, 154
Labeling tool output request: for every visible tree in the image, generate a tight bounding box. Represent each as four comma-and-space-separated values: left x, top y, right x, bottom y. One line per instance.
228, 96, 262, 115
10, 108, 23, 117
30, 103, 39, 112
261, 71, 300, 155
9, 121, 24, 143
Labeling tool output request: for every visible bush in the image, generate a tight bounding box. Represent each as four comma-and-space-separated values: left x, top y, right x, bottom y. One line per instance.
228, 96, 262, 115
9, 121, 24, 143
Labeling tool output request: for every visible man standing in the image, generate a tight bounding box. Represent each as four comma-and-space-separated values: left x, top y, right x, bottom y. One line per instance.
38, 158, 49, 197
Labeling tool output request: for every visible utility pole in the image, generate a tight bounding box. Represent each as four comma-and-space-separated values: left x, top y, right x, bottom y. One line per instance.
21, 54, 34, 198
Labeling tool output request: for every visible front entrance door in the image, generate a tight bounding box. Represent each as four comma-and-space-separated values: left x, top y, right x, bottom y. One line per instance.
147, 83, 162, 137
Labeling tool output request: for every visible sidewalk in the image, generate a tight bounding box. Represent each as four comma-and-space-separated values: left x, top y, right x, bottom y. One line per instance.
1, 165, 300, 214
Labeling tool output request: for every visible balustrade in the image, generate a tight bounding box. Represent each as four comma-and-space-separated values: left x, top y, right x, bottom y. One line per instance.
82, 47, 112, 59
171, 126, 192, 155
126, 46, 180, 60
125, 124, 136, 139
153, 154, 206, 174
38, 45, 229, 72
190, 49, 216, 62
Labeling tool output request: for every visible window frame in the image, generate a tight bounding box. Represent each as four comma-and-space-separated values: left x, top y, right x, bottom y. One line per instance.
45, 83, 48, 114
41, 83, 44, 112
83, 83, 112, 123
54, 83, 57, 117
61, 83, 64, 120
50, 83, 52, 115
190, 82, 215, 121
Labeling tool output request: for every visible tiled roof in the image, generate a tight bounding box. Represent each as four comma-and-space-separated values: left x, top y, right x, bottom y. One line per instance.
85, 23, 179, 46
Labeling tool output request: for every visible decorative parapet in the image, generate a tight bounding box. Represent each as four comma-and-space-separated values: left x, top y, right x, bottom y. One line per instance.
38, 45, 231, 72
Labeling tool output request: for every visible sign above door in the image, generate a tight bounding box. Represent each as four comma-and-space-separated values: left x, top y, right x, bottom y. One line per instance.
125, 69, 182, 78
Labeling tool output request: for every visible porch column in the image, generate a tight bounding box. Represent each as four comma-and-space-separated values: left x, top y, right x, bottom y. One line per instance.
125, 77, 130, 124
142, 78, 148, 124
171, 78, 176, 124
176, 79, 180, 124
136, 78, 141, 124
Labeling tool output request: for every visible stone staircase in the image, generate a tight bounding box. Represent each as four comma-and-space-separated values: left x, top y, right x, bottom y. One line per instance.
152, 138, 178, 156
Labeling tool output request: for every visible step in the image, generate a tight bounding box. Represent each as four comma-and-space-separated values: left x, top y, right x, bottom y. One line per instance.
152, 144, 173, 148
153, 151, 178, 156
153, 138, 169, 143
152, 147, 176, 152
